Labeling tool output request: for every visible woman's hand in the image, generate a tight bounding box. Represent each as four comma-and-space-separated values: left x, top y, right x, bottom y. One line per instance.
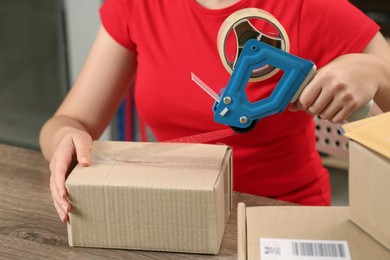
48, 129, 92, 222
290, 53, 379, 123
290, 32, 390, 122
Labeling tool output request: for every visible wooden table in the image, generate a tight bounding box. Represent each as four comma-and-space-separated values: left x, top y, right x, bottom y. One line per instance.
0, 143, 291, 259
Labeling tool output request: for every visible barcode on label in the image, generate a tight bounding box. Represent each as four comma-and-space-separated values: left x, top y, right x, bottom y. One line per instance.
260, 238, 351, 260
292, 241, 346, 257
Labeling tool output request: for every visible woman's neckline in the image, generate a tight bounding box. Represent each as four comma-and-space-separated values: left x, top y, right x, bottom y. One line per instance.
189, 0, 250, 15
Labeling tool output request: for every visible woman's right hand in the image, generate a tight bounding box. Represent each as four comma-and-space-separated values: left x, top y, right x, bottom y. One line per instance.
49, 130, 92, 222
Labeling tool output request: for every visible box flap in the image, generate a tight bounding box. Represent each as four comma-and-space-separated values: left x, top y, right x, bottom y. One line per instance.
343, 112, 390, 158
349, 141, 390, 250
237, 203, 247, 260
214, 147, 233, 253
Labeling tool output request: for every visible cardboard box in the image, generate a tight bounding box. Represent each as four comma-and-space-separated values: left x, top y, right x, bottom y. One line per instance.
65, 141, 232, 254
238, 204, 390, 260
343, 112, 390, 250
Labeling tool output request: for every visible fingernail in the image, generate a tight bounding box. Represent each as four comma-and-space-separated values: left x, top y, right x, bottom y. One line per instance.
61, 203, 67, 212
80, 155, 89, 165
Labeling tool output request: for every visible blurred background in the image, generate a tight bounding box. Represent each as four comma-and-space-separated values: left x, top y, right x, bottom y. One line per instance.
0, 0, 103, 149
0, 0, 389, 205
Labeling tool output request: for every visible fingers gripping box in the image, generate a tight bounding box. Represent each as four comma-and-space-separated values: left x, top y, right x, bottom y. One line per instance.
65, 141, 232, 254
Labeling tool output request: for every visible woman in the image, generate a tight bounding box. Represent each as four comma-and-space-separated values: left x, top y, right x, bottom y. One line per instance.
40, 0, 390, 222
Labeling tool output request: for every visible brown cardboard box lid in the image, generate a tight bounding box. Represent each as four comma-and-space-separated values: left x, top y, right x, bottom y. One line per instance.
67, 141, 230, 189
343, 112, 390, 158
238, 204, 390, 260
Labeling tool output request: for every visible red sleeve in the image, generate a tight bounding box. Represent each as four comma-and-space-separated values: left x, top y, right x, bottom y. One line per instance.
298, 0, 380, 67
99, 0, 136, 51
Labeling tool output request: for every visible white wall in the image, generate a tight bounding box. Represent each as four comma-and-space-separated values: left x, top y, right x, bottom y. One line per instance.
63, 0, 102, 83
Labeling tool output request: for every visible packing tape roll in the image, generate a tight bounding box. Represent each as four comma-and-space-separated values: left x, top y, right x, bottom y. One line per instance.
217, 8, 290, 82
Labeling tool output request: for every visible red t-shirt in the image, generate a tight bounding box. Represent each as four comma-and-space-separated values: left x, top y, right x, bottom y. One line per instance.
100, 0, 379, 205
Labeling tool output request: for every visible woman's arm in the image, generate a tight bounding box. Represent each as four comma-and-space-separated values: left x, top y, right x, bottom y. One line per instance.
40, 25, 137, 160
39, 25, 137, 222
363, 32, 390, 112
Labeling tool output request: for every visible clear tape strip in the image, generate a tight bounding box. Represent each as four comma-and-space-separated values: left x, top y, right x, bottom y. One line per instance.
165, 127, 237, 144
93, 128, 237, 166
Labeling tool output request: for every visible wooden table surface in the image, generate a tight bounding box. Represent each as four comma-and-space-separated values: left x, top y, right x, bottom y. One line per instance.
0, 143, 292, 259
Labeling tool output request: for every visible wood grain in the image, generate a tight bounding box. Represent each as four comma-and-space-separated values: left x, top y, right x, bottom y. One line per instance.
0, 143, 292, 259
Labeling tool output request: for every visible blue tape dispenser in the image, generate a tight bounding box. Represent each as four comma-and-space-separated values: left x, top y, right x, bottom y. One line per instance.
192, 8, 317, 133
